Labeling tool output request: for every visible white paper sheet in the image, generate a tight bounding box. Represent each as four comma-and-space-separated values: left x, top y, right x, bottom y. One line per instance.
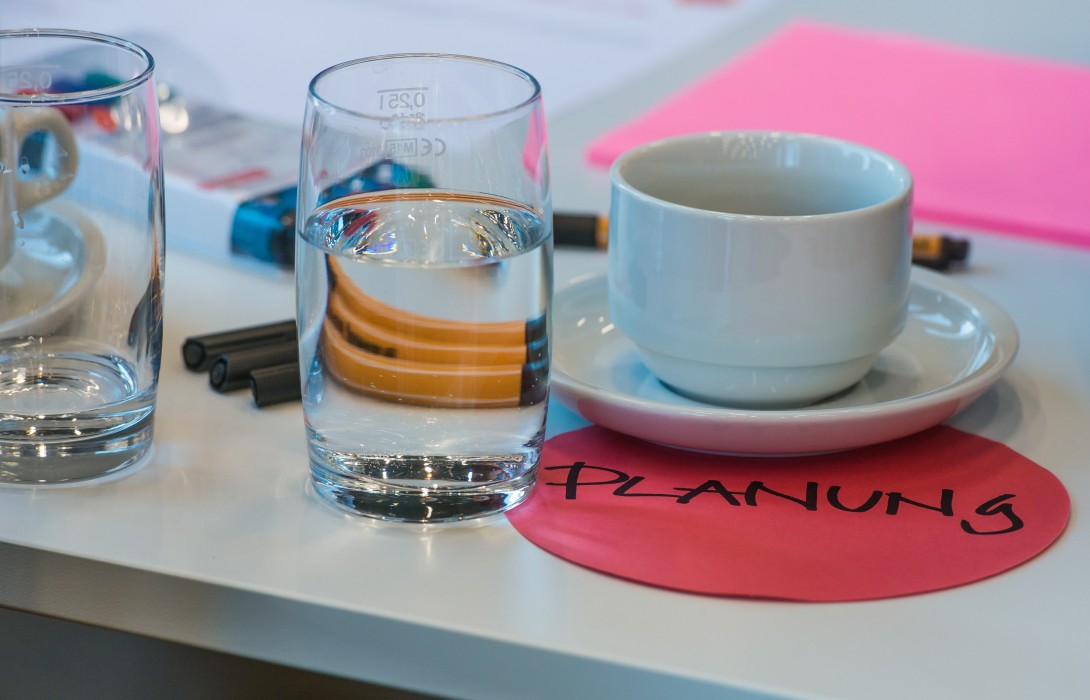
6, 0, 772, 124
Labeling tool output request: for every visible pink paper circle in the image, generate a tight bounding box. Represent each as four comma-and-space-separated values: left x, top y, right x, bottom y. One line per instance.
507, 425, 1070, 601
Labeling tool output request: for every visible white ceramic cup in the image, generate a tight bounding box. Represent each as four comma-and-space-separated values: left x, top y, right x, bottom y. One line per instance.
607, 131, 913, 408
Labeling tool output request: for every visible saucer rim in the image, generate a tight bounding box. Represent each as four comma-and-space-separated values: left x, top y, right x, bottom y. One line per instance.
550, 267, 1019, 453
0, 203, 106, 337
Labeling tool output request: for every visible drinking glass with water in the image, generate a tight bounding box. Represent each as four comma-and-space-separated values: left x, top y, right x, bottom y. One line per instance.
0, 30, 164, 484
296, 54, 552, 522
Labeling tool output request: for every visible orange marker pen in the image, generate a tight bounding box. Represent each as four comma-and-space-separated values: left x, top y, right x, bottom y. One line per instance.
326, 291, 540, 366
327, 257, 547, 347
321, 318, 548, 408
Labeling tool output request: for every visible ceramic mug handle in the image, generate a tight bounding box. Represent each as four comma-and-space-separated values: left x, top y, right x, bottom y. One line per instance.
0, 107, 80, 268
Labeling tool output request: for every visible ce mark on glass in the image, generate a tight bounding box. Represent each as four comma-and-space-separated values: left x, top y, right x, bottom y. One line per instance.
362, 137, 447, 159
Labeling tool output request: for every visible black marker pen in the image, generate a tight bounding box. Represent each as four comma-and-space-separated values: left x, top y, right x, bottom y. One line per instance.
182, 320, 297, 372
209, 340, 298, 392
250, 362, 302, 407
554, 212, 609, 249
553, 212, 973, 271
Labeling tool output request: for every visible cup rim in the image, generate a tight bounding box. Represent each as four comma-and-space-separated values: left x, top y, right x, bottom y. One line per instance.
610, 130, 913, 221
0, 28, 155, 104
308, 53, 543, 124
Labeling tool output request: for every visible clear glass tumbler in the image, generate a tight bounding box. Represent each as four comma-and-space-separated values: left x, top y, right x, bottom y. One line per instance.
0, 30, 164, 483
296, 54, 552, 523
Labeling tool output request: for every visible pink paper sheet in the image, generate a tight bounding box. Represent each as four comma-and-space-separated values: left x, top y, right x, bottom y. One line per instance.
586, 21, 1090, 247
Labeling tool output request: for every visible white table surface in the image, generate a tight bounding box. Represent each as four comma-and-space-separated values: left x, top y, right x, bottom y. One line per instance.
4, 1, 1090, 698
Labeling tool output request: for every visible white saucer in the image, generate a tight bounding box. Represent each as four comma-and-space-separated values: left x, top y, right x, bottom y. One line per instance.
551, 268, 1019, 456
0, 203, 105, 338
